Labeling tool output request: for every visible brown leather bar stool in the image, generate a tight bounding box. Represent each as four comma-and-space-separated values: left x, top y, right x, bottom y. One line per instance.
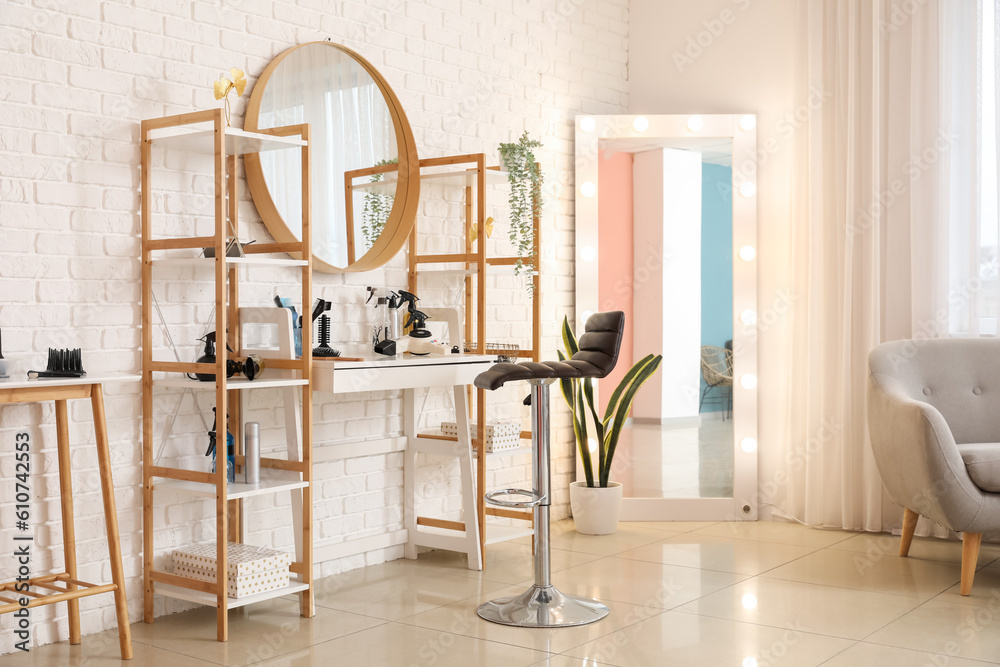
475, 311, 624, 628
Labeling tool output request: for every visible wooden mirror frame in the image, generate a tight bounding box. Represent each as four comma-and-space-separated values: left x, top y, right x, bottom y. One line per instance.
244, 41, 420, 273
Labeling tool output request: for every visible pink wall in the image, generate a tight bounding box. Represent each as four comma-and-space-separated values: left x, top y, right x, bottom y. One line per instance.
597, 149, 634, 412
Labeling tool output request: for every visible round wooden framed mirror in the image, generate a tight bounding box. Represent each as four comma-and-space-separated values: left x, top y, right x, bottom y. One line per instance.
245, 41, 420, 273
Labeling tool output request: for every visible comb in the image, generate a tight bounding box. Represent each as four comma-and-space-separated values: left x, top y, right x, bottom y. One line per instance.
27, 348, 87, 379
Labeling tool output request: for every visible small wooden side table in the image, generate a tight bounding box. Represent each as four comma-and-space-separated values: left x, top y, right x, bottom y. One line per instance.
0, 374, 138, 660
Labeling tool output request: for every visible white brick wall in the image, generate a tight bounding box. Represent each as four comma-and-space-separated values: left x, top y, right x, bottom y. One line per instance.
0, 0, 628, 653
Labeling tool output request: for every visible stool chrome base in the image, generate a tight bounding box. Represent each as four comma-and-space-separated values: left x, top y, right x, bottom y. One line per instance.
477, 585, 610, 628
478, 380, 611, 629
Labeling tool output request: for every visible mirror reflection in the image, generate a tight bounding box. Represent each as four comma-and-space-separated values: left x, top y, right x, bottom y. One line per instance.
254, 42, 400, 269
596, 136, 735, 499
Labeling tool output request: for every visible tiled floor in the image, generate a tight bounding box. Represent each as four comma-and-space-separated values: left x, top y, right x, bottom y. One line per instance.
8, 520, 1000, 665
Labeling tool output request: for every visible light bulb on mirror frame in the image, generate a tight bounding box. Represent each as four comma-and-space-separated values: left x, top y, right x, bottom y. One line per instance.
579, 116, 596, 133
739, 115, 756, 131
580, 245, 597, 262
633, 116, 649, 132
687, 115, 704, 132
740, 437, 757, 453
740, 309, 757, 325
581, 182, 597, 198
740, 374, 757, 389
739, 181, 756, 198
741, 593, 757, 609
739, 246, 756, 261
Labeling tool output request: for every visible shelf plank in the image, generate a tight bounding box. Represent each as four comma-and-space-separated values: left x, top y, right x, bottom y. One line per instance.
154, 580, 309, 609
154, 473, 307, 500
484, 523, 535, 545
351, 167, 509, 194
154, 376, 307, 390
149, 256, 309, 268
150, 127, 306, 155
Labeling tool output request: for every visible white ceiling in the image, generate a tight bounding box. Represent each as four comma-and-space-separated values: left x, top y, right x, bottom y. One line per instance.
599, 136, 733, 166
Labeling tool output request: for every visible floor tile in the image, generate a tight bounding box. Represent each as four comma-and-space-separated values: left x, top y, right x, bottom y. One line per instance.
867, 599, 1000, 663
564, 610, 852, 666
762, 547, 962, 598
618, 532, 816, 575
416, 542, 603, 585
312, 559, 509, 621
693, 520, 858, 548
528, 655, 620, 666
513, 520, 678, 557
620, 521, 718, 533
0, 629, 218, 667
676, 576, 923, 639
935, 559, 1000, 607
820, 641, 1000, 666
128, 597, 383, 666
552, 557, 745, 610
249, 622, 550, 666
399, 583, 662, 654
829, 532, 1000, 568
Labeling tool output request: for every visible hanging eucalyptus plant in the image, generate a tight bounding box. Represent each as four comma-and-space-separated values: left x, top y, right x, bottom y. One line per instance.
498, 132, 543, 283
361, 157, 399, 249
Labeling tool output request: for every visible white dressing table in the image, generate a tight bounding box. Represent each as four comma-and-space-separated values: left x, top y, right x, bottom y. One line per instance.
313, 348, 495, 570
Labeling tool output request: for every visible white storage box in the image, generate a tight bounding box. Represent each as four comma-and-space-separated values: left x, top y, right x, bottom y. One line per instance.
440, 420, 521, 453
172, 542, 292, 598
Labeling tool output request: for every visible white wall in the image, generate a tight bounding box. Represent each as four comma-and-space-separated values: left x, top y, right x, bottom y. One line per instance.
632, 147, 701, 422
0, 0, 629, 653
628, 0, 801, 516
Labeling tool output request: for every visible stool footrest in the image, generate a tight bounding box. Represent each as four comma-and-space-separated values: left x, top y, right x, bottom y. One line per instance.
485, 488, 545, 508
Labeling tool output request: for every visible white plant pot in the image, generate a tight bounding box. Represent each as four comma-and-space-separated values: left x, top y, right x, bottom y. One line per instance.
570, 481, 624, 535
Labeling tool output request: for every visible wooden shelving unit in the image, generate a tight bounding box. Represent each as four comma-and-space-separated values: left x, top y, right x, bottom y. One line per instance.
140, 108, 313, 642
404, 153, 542, 560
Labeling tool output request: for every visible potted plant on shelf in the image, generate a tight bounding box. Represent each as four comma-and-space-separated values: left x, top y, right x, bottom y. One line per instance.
498, 131, 543, 284
559, 316, 662, 535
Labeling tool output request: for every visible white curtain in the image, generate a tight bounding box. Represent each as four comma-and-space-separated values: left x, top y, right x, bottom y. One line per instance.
775, 0, 981, 533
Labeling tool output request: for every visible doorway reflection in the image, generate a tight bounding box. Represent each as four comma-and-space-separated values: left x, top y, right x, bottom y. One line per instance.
596, 136, 735, 500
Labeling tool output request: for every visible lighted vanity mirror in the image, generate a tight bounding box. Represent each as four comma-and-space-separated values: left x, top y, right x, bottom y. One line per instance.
245, 41, 420, 273
575, 114, 757, 521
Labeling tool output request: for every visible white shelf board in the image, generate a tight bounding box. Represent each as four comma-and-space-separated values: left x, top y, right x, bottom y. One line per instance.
475, 445, 531, 459
351, 167, 509, 194
154, 579, 309, 609
151, 127, 307, 155
484, 523, 535, 546
154, 473, 307, 500
418, 431, 529, 459
150, 256, 308, 268
154, 376, 307, 390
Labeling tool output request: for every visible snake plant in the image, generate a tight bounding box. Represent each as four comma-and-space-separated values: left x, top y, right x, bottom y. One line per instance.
558, 316, 663, 488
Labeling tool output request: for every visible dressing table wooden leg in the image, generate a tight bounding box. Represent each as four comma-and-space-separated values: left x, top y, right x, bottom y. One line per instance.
54, 399, 81, 645
403, 388, 418, 559
91, 384, 133, 660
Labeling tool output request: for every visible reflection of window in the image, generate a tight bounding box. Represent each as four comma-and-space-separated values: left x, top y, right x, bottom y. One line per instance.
257, 50, 395, 268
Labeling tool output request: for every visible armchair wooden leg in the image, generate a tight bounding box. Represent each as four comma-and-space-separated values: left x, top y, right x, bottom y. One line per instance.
899, 508, 919, 557
961, 532, 982, 596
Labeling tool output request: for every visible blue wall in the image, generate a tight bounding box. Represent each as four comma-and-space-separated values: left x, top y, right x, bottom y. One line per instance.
700, 163, 733, 413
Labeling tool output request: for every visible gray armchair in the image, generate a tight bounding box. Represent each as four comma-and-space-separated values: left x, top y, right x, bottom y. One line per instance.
867, 339, 1000, 595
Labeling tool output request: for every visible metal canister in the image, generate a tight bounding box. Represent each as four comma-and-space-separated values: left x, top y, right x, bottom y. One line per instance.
244, 422, 260, 484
